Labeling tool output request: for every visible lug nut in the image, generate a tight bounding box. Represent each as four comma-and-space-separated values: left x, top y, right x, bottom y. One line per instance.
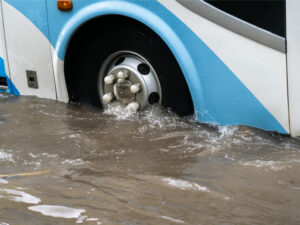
104, 74, 116, 85
117, 70, 129, 79
117, 78, 125, 84
130, 83, 141, 94
126, 102, 140, 112
102, 92, 114, 103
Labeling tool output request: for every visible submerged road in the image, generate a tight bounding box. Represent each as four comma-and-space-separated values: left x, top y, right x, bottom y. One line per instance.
0, 93, 300, 224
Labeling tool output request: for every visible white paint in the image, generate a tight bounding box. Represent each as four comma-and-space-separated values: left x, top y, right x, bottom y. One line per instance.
28, 205, 85, 219
163, 178, 209, 192
0, 0, 10, 79
286, 0, 300, 137
2, 1, 56, 99
51, 47, 69, 102
158, 0, 289, 132
1, 188, 41, 204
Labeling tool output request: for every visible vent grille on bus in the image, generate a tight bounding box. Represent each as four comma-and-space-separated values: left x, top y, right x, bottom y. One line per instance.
0, 77, 8, 91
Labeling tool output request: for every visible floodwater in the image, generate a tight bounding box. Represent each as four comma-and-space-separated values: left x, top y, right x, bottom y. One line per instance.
1, 93, 300, 225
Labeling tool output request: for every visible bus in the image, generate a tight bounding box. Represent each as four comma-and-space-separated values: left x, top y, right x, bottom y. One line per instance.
0, 0, 299, 136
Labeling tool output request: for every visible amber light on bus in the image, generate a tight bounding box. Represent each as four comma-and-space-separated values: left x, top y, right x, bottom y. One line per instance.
57, 0, 73, 11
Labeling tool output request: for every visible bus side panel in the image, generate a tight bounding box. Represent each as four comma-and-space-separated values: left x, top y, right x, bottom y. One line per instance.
0, 0, 14, 94
287, 0, 300, 137
2, 0, 57, 100
159, 0, 289, 134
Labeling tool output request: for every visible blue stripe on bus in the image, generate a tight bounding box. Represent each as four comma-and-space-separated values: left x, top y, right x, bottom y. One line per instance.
4, 0, 287, 133
0, 57, 20, 95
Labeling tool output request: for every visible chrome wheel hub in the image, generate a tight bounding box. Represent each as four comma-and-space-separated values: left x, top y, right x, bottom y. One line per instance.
98, 51, 162, 112
113, 78, 135, 104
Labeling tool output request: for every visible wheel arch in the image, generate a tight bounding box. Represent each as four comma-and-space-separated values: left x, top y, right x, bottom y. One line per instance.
57, 1, 204, 113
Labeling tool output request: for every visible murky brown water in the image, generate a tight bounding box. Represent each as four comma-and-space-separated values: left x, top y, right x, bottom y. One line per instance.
1, 93, 300, 225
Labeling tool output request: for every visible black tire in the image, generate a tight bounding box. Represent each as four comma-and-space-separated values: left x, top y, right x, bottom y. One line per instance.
70, 17, 193, 116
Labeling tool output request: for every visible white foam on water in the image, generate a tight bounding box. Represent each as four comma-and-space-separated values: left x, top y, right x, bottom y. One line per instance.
224, 153, 235, 161
61, 159, 85, 165
76, 215, 86, 223
224, 196, 230, 201
23, 161, 41, 168
41, 153, 58, 158
28, 205, 85, 219
103, 102, 135, 120
150, 131, 188, 142
104, 103, 185, 132
1, 189, 41, 204
76, 215, 101, 224
69, 134, 80, 139
0, 179, 8, 184
0, 149, 14, 163
289, 186, 300, 190
28, 152, 38, 158
28, 152, 58, 159
160, 216, 185, 224
0, 222, 10, 225
86, 218, 99, 221
163, 178, 209, 192
16, 187, 27, 190
289, 159, 300, 163
218, 126, 238, 139
0, 93, 9, 98
38, 110, 69, 119
240, 160, 289, 171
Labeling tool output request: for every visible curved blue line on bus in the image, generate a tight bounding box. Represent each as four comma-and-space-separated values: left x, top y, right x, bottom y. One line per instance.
0, 57, 20, 95
4, 0, 287, 133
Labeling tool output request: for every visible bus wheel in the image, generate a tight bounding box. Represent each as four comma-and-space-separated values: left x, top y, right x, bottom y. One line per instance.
98, 51, 162, 112
80, 20, 193, 116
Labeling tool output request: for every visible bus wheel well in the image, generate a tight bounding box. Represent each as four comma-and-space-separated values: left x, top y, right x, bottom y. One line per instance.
64, 15, 194, 115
